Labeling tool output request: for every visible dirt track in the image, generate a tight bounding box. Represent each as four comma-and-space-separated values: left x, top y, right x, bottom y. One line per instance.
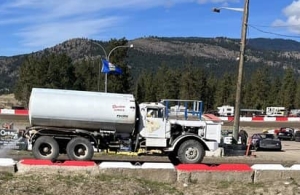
2, 116, 300, 195
2, 114, 300, 129
3, 115, 300, 165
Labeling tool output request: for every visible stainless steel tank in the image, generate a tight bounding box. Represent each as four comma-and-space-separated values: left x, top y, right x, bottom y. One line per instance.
28, 88, 136, 133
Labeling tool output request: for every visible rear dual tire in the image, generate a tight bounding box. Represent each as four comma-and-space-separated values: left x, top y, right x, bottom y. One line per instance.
32, 136, 59, 160
33, 136, 94, 161
66, 137, 94, 161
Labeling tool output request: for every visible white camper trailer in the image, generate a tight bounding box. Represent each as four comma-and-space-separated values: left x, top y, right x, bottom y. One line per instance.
266, 107, 286, 117
217, 105, 234, 116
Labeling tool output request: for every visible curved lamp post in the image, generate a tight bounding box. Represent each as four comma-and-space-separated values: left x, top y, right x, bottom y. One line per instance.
92, 42, 107, 92
213, 0, 250, 142
105, 44, 133, 93
212, 7, 244, 13
92, 42, 133, 92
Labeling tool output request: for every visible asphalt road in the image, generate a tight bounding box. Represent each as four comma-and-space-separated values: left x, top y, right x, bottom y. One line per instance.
0, 115, 28, 122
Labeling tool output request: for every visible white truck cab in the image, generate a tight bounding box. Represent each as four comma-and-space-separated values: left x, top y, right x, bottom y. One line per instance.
137, 100, 221, 163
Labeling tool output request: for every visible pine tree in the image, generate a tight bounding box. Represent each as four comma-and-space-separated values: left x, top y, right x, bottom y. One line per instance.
105, 38, 133, 93
214, 73, 235, 107
14, 53, 75, 106
249, 68, 271, 109
279, 68, 296, 110
154, 64, 179, 101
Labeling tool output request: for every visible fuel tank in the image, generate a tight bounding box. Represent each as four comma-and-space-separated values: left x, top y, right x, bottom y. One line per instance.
28, 88, 137, 133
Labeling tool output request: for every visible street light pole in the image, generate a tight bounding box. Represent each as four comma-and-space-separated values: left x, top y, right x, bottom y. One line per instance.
213, 0, 250, 142
212, 7, 244, 13
92, 42, 133, 93
105, 44, 133, 93
233, 0, 249, 142
92, 42, 107, 92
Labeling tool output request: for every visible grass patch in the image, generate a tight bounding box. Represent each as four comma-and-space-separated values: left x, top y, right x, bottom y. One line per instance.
135, 178, 182, 195
54, 174, 89, 186
95, 173, 116, 182
95, 174, 182, 194
216, 181, 231, 189
0, 172, 13, 181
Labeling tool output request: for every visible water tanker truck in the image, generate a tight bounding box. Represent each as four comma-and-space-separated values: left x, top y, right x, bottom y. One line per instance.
23, 88, 222, 164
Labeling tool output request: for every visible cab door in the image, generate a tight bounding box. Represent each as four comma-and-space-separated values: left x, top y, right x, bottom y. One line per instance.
143, 107, 167, 138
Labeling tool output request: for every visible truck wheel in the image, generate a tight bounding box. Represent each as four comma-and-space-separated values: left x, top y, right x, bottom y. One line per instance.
32, 136, 59, 160
66, 137, 94, 160
178, 140, 204, 164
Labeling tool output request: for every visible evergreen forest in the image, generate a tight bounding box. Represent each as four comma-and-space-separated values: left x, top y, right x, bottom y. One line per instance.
13, 38, 300, 112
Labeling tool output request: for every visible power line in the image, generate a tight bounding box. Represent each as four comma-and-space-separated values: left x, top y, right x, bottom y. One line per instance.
249, 23, 300, 28
248, 24, 300, 39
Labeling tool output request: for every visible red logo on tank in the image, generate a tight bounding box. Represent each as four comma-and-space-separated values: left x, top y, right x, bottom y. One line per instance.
112, 105, 125, 111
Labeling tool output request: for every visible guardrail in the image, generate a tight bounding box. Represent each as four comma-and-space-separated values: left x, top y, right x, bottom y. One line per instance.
1, 110, 300, 122
219, 116, 300, 122
0, 109, 28, 115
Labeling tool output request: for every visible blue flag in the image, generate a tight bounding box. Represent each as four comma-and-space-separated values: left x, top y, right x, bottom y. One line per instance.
101, 59, 122, 75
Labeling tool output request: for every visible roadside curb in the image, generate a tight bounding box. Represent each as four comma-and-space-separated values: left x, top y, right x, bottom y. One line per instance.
5, 159, 300, 184
17, 159, 99, 174
99, 162, 177, 183
0, 158, 16, 174
20, 159, 96, 166
251, 164, 300, 183
176, 164, 253, 183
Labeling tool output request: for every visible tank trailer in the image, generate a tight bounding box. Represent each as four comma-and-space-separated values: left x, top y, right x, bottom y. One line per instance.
23, 88, 222, 164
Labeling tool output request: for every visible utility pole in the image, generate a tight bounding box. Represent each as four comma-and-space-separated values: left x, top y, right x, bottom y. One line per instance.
232, 0, 250, 142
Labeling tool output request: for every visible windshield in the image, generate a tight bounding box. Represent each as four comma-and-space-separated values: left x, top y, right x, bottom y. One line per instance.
260, 134, 274, 139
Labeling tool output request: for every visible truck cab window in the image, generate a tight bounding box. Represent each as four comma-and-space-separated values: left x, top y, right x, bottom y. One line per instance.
147, 108, 163, 118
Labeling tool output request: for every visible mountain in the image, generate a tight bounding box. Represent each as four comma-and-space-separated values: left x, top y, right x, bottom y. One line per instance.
1, 37, 300, 93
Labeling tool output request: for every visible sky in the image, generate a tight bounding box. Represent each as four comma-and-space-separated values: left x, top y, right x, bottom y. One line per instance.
0, 0, 299, 56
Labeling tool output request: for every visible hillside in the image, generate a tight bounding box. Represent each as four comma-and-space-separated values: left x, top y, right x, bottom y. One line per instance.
0, 37, 300, 93
0, 94, 22, 108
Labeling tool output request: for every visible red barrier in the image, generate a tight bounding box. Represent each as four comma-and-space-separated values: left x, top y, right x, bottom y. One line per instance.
252, 116, 264, 121
228, 116, 234, 121
14, 109, 29, 115
219, 116, 300, 122
275, 117, 288, 121
20, 159, 96, 166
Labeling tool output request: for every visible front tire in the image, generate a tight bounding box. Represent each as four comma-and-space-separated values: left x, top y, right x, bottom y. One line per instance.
177, 140, 205, 164
66, 137, 94, 161
32, 136, 59, 160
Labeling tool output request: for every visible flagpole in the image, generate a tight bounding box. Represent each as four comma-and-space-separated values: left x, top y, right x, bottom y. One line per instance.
98, 61, 101, 92
91, 42, 108, 92
93, 41, 133, 92
104, 73, 108, 93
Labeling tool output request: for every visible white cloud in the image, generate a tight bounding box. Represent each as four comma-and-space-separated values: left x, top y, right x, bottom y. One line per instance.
273, 0, 300, 34
197, 0, 239, 4
0, 0, 240, 54
15, 17, 120, 48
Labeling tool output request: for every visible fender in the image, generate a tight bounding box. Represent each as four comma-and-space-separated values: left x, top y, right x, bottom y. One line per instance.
164, 133, 211, 152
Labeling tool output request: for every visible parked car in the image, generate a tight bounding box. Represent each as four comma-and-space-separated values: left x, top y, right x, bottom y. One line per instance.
251, 133, 282, 151
275, 127, 295, 141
